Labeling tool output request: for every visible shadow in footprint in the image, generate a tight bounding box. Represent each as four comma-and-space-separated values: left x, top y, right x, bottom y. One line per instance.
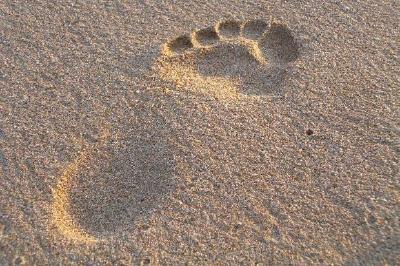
67, 135, 177, 237
194, 43, 286, 95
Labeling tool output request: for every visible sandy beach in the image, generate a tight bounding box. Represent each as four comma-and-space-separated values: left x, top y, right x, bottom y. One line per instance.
0, 1, 399, 264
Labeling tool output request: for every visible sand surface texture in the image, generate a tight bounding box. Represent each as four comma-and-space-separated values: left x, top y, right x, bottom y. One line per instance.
0, 1, 399, 265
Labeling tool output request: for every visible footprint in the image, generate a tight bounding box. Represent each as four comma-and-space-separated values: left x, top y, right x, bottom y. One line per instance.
67, 137, 177, 237
51, 127, 178, 241
156, 19, 299, 97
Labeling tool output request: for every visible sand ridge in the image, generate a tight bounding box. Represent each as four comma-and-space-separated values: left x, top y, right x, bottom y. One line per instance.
155, 19, 299, 98
51, 127, 111, 243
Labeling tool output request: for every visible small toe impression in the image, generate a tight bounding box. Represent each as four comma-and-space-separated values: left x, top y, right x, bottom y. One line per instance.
194, 27, 220, 46
260, 23, 299, 64
166, 35, 193, 55
242, 19, 269, 40
217, 20, 241, 38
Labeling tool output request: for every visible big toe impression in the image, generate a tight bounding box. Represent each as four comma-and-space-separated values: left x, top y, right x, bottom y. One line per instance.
260, 23, 299, 65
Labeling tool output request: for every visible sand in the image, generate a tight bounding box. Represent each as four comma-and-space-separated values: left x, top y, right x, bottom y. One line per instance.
0, 0, 399, 265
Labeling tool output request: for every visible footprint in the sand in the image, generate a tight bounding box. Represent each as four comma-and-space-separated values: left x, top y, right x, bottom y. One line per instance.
51, 129, 178, 242
156, 19, 300, 96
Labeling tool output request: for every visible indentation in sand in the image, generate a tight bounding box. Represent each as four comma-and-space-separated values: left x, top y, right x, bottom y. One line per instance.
165, 35, 193, 55
155, 19, 300, 98
51, 129, 111, 243
51, 128, 177, 242
242, 19, 269, 40
260, 22, 300, 64
68, 138, 176, 237
216, 20, 241, 38
193, 27, 220, 46
51, 146, 98, 243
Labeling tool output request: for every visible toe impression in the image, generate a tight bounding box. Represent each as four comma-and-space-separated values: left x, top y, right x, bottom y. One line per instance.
217, 20, 241, 39
242, 19, 269, 40
260, 22, 299, 64
165, 34, 193, 55
194, 27, 220, 46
